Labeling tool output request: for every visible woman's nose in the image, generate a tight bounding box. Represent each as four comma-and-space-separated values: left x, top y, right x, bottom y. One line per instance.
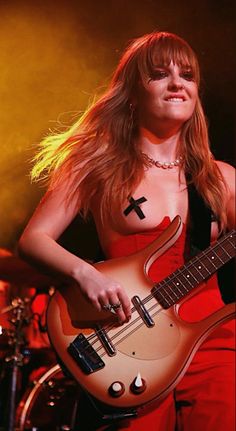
168, 74, 184, 91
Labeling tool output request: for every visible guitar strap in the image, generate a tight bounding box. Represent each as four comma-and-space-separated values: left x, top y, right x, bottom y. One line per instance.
187, 178, 235, 304
187, 180, 212, 253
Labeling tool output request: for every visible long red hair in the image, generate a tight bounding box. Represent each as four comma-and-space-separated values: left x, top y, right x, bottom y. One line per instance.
31, 31, 227, 228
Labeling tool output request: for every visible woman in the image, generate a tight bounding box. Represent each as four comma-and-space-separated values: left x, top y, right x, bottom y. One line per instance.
18, 32, 235, 430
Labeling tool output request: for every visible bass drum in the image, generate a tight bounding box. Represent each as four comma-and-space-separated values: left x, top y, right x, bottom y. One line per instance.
16, 364, 81, 431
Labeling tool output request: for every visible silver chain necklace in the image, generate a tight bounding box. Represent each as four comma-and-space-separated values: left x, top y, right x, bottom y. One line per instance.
143, 153, 182, 170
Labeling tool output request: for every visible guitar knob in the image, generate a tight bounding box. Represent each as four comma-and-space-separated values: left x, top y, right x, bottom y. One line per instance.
108, 381, 125, 397
130, 373, 146, 394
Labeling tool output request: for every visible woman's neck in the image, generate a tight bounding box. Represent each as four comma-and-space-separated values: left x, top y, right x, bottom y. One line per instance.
138, 127, 181, 162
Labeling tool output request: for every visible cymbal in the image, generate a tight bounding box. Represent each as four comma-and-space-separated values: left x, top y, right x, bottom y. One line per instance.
0, 297, 32, 315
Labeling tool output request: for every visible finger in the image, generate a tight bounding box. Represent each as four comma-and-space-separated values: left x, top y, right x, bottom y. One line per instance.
98, 292, 110, 312
104, 292, 122, 321
117, 291, 132, 321
98, 291, 118, 313
115, 306, 126, 323
109, 292, 130, 323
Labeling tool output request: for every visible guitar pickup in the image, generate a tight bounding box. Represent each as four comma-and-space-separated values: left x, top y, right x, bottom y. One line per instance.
132, 295, 155, 327
95, 324, 116, 356
68, 333, 105, 374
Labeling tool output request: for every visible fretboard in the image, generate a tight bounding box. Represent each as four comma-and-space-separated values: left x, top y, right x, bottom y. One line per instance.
152, 230, 235, 309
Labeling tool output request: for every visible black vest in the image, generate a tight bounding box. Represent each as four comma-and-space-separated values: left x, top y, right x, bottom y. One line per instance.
188, 182, 235, 304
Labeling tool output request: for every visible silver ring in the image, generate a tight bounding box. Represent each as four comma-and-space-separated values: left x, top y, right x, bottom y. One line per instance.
102, 302, 121, 312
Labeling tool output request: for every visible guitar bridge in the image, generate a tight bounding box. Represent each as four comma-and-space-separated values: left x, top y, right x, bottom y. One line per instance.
68, 333, 105, 374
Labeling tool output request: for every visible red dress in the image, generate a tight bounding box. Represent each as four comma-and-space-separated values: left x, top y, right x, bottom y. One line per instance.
104, 217, 235, 431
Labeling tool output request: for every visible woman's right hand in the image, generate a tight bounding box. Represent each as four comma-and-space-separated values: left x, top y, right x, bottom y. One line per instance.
75, 264, 132, 323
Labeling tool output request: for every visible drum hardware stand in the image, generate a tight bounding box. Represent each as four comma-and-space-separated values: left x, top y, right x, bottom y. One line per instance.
3, 297, 31, 431
70, 388, 138, 431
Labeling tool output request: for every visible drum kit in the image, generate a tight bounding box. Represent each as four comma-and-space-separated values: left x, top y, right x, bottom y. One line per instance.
0, 258, 137, 431
0, 278, 81, 431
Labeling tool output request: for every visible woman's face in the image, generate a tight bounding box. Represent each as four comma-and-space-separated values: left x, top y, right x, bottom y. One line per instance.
136, 61, 198, 136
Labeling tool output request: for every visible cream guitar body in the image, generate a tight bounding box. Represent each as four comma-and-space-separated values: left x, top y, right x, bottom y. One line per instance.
47, 216, 235, 409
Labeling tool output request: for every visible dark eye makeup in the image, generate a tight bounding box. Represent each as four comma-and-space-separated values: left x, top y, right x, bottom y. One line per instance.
148, 67, 195, 82
180, 70, 194, 81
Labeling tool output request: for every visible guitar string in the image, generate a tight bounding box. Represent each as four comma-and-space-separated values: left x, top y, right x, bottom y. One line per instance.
85, 300, 161, 357
96, 302, 162, 356
99, 293, 236, 357
85, 232, 235, 354
80, 232, 235, 355
88, 233, 233, 348
146, 232, 235, 302
96, 233, 236, 352
86, 267, 188, 349
99, 305, 164, 358
84, 298, 160, 355
91, 241, 234, 356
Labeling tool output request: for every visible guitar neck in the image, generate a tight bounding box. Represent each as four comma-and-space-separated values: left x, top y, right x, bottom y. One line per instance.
152, 230, 236, 309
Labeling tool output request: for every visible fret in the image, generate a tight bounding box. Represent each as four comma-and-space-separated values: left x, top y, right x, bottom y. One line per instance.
173, 281, 182, 294
160, 282, 180, 305
173, 278, 189, 295
153, 287, 172, 308
186, 269, 198, 283
212, 250, 224, 264
167, 283, 179, 299
152, 230, 235, 309
220, 235, 235, 252
209, 253, 224, 265
220, 246, 231, 260
172, 281, 188, 299
155, 274, 192, 306
160, 286, 175, 304
190, 260, 211, 279
204, 254, 218, 269
158, 274, 182, 294
196, 259, 211, 275
187, 265, 208, 283
173, 271, 193, 290
171, 264, 203, 299
214, 244, 231, 262
201, 254, 218, 272
181, 269, 195, 287
167, 279, 183, 298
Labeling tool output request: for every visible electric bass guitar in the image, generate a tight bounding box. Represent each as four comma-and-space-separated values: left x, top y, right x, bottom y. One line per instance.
47, 216, 235, 409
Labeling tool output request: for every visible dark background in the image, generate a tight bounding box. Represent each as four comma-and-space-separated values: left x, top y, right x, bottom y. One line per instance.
0, 0, 235, 256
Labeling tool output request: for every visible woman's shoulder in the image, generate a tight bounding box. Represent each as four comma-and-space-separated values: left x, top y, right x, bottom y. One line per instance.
214, 160, 235, 188
214, 159, 235, 175
215, 160, 235, 228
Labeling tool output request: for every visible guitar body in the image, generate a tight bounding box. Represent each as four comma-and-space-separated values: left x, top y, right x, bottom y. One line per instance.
47, 217, 235, 408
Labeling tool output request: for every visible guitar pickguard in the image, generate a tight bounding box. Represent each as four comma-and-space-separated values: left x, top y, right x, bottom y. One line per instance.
118, 311, 180, 360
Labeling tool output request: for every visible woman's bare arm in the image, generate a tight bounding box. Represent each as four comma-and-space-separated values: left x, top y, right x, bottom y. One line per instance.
18, 183, 131, 322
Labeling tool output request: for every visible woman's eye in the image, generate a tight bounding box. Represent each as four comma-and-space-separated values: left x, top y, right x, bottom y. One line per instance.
150, 70, 168, 80
181, 71, 194, 81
